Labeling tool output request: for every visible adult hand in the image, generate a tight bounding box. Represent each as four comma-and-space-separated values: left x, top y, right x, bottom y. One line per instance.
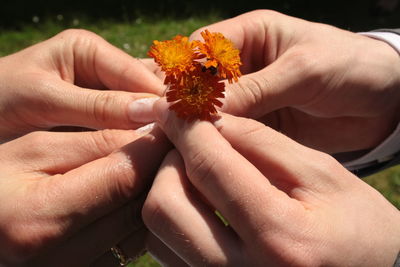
0, 29, 164, 142
0, 126, 171, 266
190, 10, 400, 154
142, 99, 400, 266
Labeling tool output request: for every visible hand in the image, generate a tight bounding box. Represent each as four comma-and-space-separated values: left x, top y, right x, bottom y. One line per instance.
0, 126, 171, 266
190, 10, 400, 154
141, 99, 400, 266
0, 29, 164, 142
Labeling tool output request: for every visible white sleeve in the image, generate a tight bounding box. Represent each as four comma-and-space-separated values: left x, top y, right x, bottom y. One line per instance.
343, 31, 400, 171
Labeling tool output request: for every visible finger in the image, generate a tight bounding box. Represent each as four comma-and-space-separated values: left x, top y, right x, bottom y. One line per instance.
258, 109, 392, 154
52, 29, 165, 95
0, 125, 154, 175
143, 149, 243, 266
214, 113, 347, 194
190, 10, 299, 74
190, 11, 320, 119
220, 50, 321, 119
154, 98, 301, 245
39, 78, 160, 129
138, 58, 165, 80
189, 12, 258, 74
59, 125, 170, 226
31, 197, 146, 266
21, 126, 171, 246
146, 233, 189, 267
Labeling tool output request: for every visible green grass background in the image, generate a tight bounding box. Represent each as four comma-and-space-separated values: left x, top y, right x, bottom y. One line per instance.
0, 11, 399, 267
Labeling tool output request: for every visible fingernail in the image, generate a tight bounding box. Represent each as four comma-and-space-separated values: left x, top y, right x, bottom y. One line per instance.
128, 97, 159, 123
153, 97, 170, 125
212, 115, 224, 130
135, 122, 156, 135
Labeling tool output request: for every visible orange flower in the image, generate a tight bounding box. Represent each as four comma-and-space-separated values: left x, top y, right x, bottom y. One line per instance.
166, 66, 225, 121
148, 30, 241, 121
199, 29, 242, 83
148, 35, 203, 82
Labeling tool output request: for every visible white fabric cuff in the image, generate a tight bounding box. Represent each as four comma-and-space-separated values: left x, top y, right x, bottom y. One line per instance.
359, 31, 400, 54
344, 31, 400, 171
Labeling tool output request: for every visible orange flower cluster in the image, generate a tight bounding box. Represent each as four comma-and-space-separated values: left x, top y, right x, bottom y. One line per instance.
148, 30, 242, 121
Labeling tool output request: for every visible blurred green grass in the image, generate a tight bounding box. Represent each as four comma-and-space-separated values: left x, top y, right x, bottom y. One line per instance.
364, 165, 400, 209
0, 15, 220, 58
1, 14, 399, 267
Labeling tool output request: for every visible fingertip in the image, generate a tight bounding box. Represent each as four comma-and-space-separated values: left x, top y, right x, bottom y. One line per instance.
189, 28, 204, 41
153, 98, 191, 145
214, 112, 264, 134
128, 96, 160, 124
153, 97, 171, 127
212, 112, 236, 130
163, 149, 183, 166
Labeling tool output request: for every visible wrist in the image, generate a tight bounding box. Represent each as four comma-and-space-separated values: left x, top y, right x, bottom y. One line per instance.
359, 31, 400, 119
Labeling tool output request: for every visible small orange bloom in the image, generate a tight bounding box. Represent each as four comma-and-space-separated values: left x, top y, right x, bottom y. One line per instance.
148, 35, 203, 82
148, 30, 241, 121
166, 66, 225, 121
199, 29, 242, 83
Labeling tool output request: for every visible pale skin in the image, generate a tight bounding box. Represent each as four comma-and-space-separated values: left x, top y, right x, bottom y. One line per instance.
193, 10, 400, 154
0, 30, 171, 265
142, 100, 400, 267
0, 29, 164, 142
137, 10, 400, 267
0, 9, 400, 266
0, 127, 171, 266
141, 10, 400, 153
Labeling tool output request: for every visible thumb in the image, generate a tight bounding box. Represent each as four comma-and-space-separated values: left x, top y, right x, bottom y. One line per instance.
221, 51, 319, 119
43, 79, 161, 129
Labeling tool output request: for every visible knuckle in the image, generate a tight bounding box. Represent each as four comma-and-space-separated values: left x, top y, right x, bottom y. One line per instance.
246, 9, 281, 18
142, 193, 167, 232
142, 181, 183, 234
106, 152, 138, 201
231, 75, 268, 115
186, 148, 220, 186
87, 91, 117, 124
89, 129, 122, 155
286, 49, 323, 80
22, 131, 49, 147
312, 150, 340, 172
56, 29, 100, 40
304, 149, 345, 191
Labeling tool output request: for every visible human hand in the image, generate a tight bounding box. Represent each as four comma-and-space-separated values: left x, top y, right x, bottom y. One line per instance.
142, 99, 400, 266
0, 29, 164, 142
190, 10, 400, 154
0, 126, 171, 266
